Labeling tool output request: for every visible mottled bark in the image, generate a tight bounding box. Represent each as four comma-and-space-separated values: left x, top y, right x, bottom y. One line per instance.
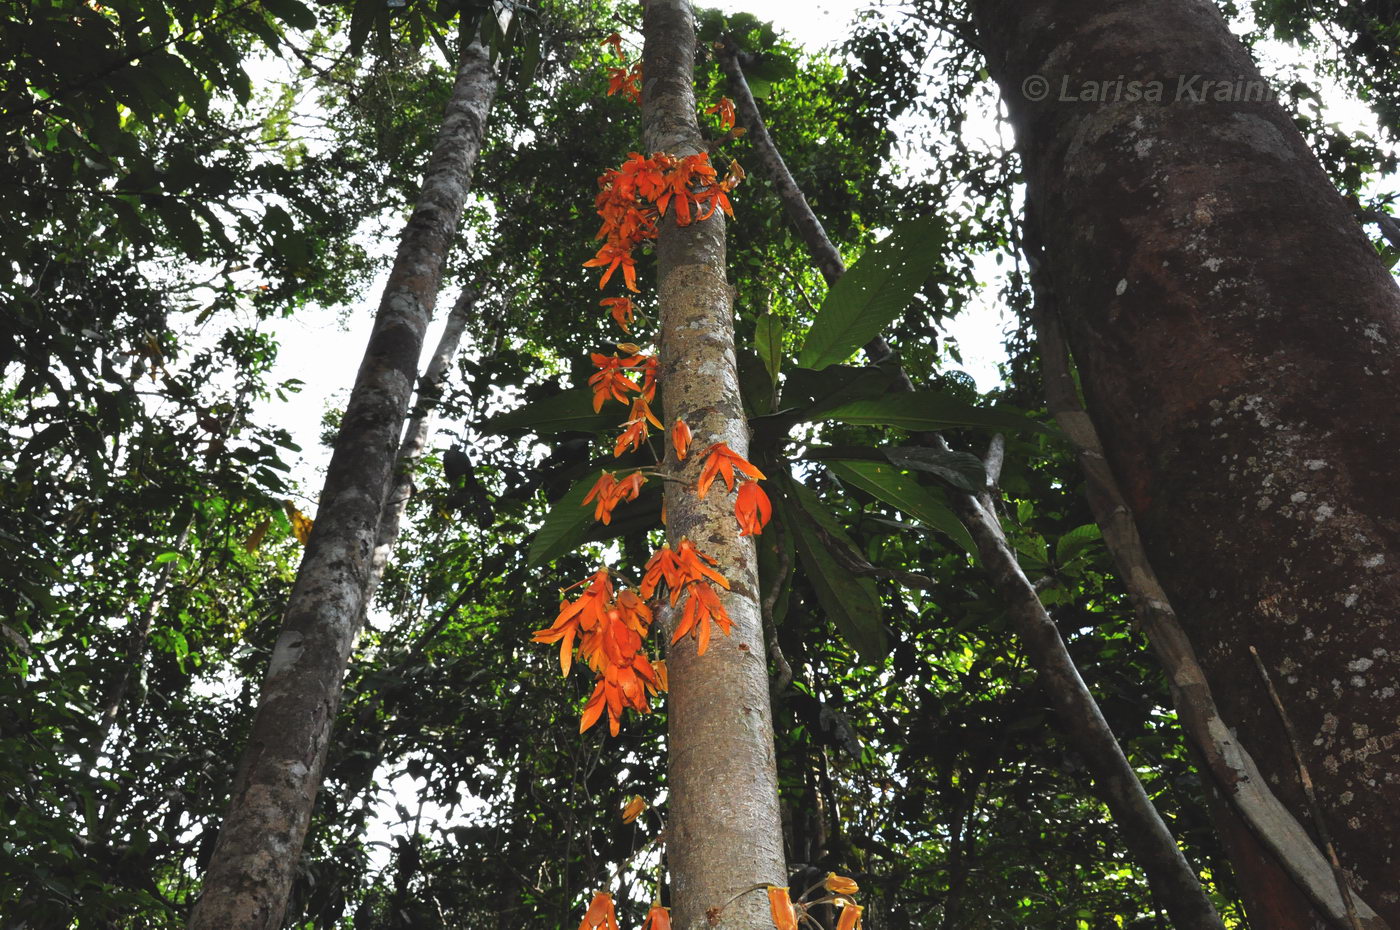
732, 43, 1221, 927
641, 3, 787, 928
187, 36, 496, 930
972, 0, 1400, 924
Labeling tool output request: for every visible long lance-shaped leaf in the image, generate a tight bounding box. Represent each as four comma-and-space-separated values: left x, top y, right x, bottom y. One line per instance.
188, 31, 497, 930
481, 388, 621, 435
818, 392, 1046, 434
796, 216, 944, 370
782, 476, 888, 662
823, 459, 976, 555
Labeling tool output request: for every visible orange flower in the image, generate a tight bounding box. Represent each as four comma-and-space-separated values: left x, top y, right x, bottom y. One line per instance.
614, 415, 649, 457
583, 239, 640, 292
533, 570, 612, 678
588, 352, 642, 411
767, 887, 799, 930
676, 538, 730, 592
672, 580, 732, 654
583, 472, 620, 524
836, 904, 864, 930
640, 545, 683, 600
621, 795, 647, 824
602, 32, 623, 56
582, 470, 645, 525
825, 873, 860, 896
705, 96, 736, 130
606, 61, 642, 103
600, 296, 636, 332
639, 355, 659, 402
696, 442, 765, 499
579, 892, 620, 930
642, 904, 671, 930
734, 479, 771, 536
671, 417, 691, 461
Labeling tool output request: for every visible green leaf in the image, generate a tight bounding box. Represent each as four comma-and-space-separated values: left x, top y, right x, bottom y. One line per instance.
1055, 524, 1103, 565
782, 477, 887, 662
481, 390, 618, 435
755, 311, 782, 386
884, 446, 986, 493
797, 217, 943, 370
780, 364, 896, 420
259, 0, 318, 31
819, 392, 1043, 434
824, 459, 975, 555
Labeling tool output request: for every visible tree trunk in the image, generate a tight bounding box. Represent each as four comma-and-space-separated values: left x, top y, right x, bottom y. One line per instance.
972, 0, 1399, 924
363, 286, 475, 617
187, 35, 496, 930
641, 4, 788, 928
724, 46, 1223, 928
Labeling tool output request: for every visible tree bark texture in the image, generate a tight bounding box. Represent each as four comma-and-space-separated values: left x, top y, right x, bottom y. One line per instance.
362, 286, 475, 615
973, 0, 1400, 924
1035, 304, 1377, 927
642, 4, 787, 928
187, 38, 496, 930
727, 45, 1222, 928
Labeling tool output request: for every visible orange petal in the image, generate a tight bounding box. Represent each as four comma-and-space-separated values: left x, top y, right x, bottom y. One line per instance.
767, 887, 799, 930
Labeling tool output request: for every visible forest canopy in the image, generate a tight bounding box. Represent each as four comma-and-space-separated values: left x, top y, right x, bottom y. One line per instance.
4, 0, 1400, 927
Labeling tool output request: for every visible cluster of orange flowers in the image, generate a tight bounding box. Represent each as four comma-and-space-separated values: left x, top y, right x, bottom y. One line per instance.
768, 875, 865, 930
603, 33, 642, 104
585, 150, 741, 293
542, 25, 772, 744
532, 570, 667, 736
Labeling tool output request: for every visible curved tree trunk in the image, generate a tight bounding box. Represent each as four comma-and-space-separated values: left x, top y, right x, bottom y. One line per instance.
187, 34, 496, 930
641, 4, 788, 928
972, 0, 1399, 925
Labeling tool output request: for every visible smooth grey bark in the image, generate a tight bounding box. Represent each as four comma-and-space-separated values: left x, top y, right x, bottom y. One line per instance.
187, 35, 496, 930
641, 3, 787, 928
972, 0, 1400, 924
724, 46, 1223, 929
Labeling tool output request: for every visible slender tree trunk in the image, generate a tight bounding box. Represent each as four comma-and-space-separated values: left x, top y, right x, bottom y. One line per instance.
641, 4, 787, 928
362, 286, 475, 617
187, 34, 496, 930
972, 0, 1399, 925
724, 48, 1223, 929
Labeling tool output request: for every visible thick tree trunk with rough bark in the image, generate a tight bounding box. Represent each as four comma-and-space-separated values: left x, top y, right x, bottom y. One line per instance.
641, 4, 787, 928
973, 0, 1400, 925
187, 37, 496, 930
